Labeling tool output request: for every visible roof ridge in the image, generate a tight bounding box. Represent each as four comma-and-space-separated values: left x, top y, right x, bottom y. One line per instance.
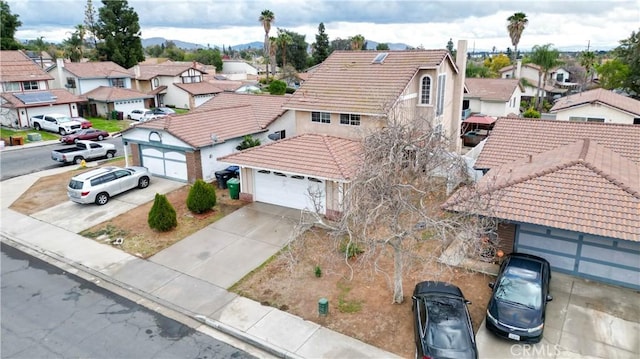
580, 158, 640, 199
321, 135, 351, 179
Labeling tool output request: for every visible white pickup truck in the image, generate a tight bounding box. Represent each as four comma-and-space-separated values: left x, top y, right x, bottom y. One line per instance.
51, 140, 117, 164
30, 114, 82, 135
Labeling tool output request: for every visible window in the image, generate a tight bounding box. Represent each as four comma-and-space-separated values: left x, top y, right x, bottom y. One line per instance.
436, 74, 446, 116
66, 77, 76, 88
3, 82, 20, 92
111, 78, 125, 88
182, 75, 202, 84
420, 76, 432, 105
569, 116, 605, 122
311, 111, 330, 123
340, 114, 360, 126
153, 78, 159, 87
23, 81, 39, 90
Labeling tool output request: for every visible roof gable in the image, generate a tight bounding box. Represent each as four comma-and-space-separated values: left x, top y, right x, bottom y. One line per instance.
464, 78, 520, 101
550, 88, 640, 116
284, 50, 452, 115
195, 92, 289, 128
83, 86, 152, 101
59, 61, 131, 79
173, 82, 223, 95
218, 134, 363, 181
0, 50, 53, 82
131, 63, 206, 80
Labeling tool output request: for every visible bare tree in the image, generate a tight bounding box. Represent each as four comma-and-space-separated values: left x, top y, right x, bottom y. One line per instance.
289, 105, 500, 304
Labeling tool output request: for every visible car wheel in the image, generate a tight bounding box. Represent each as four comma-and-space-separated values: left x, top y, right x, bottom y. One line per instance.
59, 128, 67, 135
106, 151, 115, 159
34, 123, 41, 131
138, 176, 150, 188
95, 192, 109, 205
98, 135, 104, 140
74, 156, 84, 165
74, 138, 79, 144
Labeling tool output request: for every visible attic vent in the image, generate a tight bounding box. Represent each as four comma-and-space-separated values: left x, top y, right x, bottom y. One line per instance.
372, 52, 388, 64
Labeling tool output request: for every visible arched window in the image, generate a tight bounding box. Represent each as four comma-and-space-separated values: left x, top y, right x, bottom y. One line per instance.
420, 76, 432, 105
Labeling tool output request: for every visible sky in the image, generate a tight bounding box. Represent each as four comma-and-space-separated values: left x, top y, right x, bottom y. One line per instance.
8, 0, 640, 52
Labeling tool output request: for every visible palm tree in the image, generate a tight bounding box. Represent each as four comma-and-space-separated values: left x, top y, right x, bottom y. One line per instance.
350, 34, 365, 50
259, 9, 275, 80
529, 44, 562, 111
276, 29, 293, 69
507, 12, 528, 78
579, 50, 597, 91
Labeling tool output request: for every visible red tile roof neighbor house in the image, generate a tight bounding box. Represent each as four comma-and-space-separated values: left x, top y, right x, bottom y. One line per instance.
445, 138, 640, 241
0, 50, 53, 82
218, 134, 363, 181
465, 78, 521, 102
550, 88, 640, 116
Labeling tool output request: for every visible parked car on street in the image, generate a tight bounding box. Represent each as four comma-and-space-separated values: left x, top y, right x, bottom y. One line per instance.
51, 140, 116, 164
72, 116, 93, 129
127, 109, 156, 121
30, 114, 82, 135
60, 129, 110, 144
151, 107, 176, 116
412, 281, 478, 359
485, 253, 553, 343
67, 166, 151, 205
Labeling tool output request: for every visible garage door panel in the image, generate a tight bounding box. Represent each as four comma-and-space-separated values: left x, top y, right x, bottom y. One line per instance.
164, 151, 186, 161
578, 261, 640, 288
581, 245, 639, 268
518, 247, 577, 271
141, 147, 163, 157
140, 145, 187, 181
254, 170, 325, 213
519, 232, 577, 255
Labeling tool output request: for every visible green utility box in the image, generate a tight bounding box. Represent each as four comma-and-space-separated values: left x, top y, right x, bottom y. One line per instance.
318, 298, 329, 316
227, 178, 240, 200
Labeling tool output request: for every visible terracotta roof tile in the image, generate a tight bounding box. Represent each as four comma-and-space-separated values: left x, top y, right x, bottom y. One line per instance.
475, 117, 640, 169
129, 105, 265, 148
131, 63, 205, 80
173, 82, 223, 95
0, 50, 53, 82
550, 88, 640, 116
61, 61, 131, 78
445, 139, 640, 241
1, 89, 86, 109
195, 92, 289, 128
83, 86, 152, 101
207, 79, 243, 92
218, 134, 363, 181
284, 50, 452, 115
465, 78, 520, 101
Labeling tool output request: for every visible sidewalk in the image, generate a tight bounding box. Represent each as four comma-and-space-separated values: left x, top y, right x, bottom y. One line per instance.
0, 166, 400, 359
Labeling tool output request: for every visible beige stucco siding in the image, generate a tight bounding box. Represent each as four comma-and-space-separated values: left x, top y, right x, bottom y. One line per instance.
552, 104, 637, 124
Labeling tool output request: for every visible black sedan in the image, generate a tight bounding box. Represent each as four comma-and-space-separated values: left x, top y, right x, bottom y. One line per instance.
60, 129, 110, 144
485, 253, 553, 343
412, 281, 478, 359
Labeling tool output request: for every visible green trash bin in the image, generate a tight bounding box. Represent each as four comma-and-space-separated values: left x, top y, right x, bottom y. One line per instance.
111, 110, 118, 120
227, 178, 240, 200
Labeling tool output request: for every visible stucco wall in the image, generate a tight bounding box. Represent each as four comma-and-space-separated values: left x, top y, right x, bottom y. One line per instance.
552, 104, 636, 124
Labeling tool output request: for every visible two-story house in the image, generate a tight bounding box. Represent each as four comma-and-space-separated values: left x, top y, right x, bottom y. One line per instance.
218, 43, 468, 218
130, 62, 222, 109
549, 88, 640, 124
47, 59, 152, 118
0, 51, 85, 128
463, 78, 522, 117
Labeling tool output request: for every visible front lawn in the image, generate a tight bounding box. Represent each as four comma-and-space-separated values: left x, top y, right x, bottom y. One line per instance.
84, 117, 132, 132
0, 127, 59, 144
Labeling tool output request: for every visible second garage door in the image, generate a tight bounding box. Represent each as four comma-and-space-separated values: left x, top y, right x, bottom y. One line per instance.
254, 170, 325, 214
140, 145, 188, 182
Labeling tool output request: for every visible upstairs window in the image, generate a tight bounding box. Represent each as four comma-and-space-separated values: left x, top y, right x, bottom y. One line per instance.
182, 75, 202, 83
111, 78, 125, 88
3, 82, 20, 92
420, 76, 432, 105
311, 111, 330, 123
23, 81, 39, 90
340, 113, 360, 126
436, 74, 446, 116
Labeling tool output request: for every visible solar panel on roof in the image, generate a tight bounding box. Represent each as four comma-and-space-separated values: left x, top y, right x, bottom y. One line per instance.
14, 91, 56, 104
372, 53, 388, 64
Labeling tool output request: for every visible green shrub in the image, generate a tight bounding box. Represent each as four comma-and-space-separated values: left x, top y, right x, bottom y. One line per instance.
236, 135, 261, 150
148, 193, 177, 232
186, 179, 217, 213
522, 107, 541, 118
314, 265, 322, 277
268, 80, 287, 95
339, 238, 364, 258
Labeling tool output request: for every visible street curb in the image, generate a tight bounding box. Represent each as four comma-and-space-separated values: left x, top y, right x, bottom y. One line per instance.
0, 232, 295, 359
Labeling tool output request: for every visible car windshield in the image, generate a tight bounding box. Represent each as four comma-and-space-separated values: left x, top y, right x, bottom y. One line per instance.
57, 117, 72, 123
68, 179, 84, 190
425, 297, 472, 350
495, 268, 542, 309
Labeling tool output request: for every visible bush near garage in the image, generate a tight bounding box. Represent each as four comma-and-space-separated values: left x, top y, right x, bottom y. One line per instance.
186, 179, 217, 214
148, 193, 177, 232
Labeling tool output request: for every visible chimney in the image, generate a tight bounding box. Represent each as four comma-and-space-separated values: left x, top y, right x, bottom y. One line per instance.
516, 59, 522, 79
56, 58, 65, 90
451, 40, 468, 153
133, 64, 140, 78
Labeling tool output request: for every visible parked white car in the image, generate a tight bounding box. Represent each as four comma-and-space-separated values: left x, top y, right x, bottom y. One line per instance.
127, 109, 157, 121
67, 166, 151, 205
30, 114, 83, 135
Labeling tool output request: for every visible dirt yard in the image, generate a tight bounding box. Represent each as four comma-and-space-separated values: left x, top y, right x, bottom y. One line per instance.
10, 164, 494, 358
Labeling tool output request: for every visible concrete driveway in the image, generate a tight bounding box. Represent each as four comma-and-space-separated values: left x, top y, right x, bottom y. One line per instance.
30, 177, 185, 233
476, 272, 640, 358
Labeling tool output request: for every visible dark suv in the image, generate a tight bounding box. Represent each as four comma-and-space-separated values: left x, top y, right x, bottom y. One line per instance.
485, 253, 553, 343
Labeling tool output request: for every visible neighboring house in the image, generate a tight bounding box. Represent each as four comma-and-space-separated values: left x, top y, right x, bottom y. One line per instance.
464, 78, 522, 117
130, 62, 221, 109
121, 93, 293, 182
220, 45, 469, 217
445, 117, 640, 290
82, 86, 153, 119
221, 60, 260, 81
47, 59, 133, 96
549, 88, 640, 124
24, 50, 55, 69
0, 50, 85, 128
499, 61, 556, 99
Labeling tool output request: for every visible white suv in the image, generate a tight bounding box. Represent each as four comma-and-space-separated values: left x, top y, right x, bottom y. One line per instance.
128, 109, 158, 121
67, 166, 151, 205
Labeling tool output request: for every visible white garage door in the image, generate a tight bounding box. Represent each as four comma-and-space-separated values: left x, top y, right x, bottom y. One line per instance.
115, 100, 145, 118
254, 170, 325, 214
516, 223, 640, 290
140, 145, 188, 182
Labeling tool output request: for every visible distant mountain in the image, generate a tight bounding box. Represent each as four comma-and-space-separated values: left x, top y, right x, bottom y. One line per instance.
142, 38, 412, 51
226, 41, 264, 50
142, 37, 207, 50
365, 40, 412, 50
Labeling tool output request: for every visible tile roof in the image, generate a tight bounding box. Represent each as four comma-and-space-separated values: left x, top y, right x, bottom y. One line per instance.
444, 139, 640, 241
0, 89, 86, 109
465, 78, 520, 101
549, 88, 640, 116
474, 117, 640, 169
207, 79, 244, 92
60, 61, 131, 78
499, 63, 542, 73
131, 63, 205, 80
173, 82, 223, 95
283, 50, 453, 115
83, 86, 152, 101
194, 92, 289, 128
0, 50, 53, 82
463, 115, 496, 125
127, 105, 266, 148
218, 134, 363, 181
